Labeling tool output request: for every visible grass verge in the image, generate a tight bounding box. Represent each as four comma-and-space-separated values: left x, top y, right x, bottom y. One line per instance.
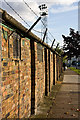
69, 67, 80, 75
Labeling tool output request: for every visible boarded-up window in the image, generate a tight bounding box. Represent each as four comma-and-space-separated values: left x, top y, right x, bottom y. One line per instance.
12, 32, 20, 59
37, 44, 43, 62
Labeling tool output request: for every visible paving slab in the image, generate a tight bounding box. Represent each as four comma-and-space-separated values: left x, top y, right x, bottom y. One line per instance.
63, 75, 80, 83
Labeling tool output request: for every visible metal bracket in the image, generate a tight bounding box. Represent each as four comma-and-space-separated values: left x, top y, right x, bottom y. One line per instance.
8, 30, 15, 38
27, 17, 41, 34
51, 39, 55, 48
43, 28, 47, 42
55, 43, 59, 51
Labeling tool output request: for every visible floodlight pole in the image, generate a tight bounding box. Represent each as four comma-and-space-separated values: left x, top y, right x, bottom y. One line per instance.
39, 4, 48, 43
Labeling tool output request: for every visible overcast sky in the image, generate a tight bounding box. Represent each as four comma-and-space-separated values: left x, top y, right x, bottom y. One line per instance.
1, 0, 79, 48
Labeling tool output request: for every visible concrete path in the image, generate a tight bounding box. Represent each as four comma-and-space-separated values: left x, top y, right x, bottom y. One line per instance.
48, 69, 80, 119
31, 69, 80, 119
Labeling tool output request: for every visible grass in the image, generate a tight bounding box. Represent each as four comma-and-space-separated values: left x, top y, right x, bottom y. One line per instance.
69, 67, 80, 75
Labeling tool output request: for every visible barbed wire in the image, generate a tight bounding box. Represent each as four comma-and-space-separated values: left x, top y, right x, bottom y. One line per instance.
4, 0, 43, 34
4, 0, 62, 47
22, 0, 56, 43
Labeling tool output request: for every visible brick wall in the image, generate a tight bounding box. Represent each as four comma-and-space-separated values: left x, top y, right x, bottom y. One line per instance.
35, 43, 45, 113
1, 25, 31, 118
19, 38, 31, 118
0, 23, 62, 118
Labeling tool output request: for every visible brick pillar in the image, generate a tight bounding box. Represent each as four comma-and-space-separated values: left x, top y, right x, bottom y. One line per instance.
47, 49, 49, 96
59, 57, 61, 77
53, 53, 56, 85
50, 52, 53, 91
56, 55, 58, 81
59, 57, 60, 76
44, 48, 47, 96
48, 50, 50, 92
55, 54, 57, 83
30, 40, 35, 115
34, 42, 38, 115
43, 48, 45, 94
44, 48, 49, 96
0, 24, 2, 120
57, 56, 59, 80
53, 53, 55, 85
58, 58, 60, 80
